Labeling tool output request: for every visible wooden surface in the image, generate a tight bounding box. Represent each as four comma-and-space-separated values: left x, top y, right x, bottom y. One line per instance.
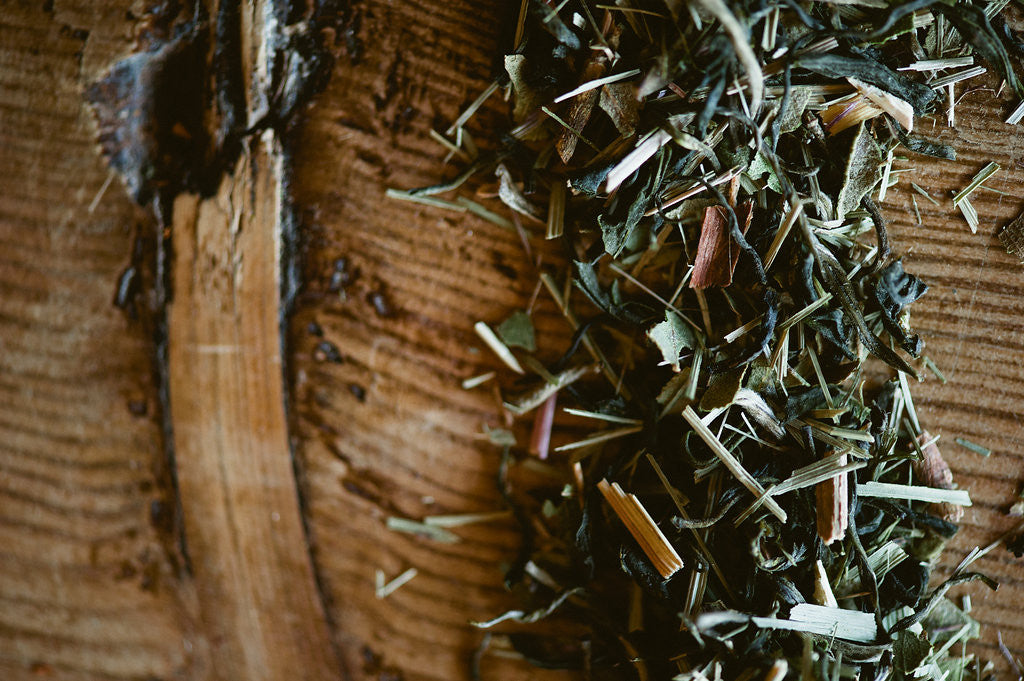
2, 1, 1024, 680
168, 139, 339, 681
287, 2, 543, 677
0, 2, 199, 679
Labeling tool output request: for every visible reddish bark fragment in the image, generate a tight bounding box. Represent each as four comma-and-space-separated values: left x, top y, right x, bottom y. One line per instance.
689, 201, 753, 288
816, 453, 848, 545
912, 430, 964, 523
529, 393, 557, 460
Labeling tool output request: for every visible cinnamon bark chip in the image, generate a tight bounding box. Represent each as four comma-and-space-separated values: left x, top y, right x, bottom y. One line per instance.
689, 201, 753, 289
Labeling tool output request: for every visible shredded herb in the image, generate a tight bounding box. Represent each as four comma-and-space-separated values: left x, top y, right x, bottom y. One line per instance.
955, 437, 993, 457
395, 0, 1024, 677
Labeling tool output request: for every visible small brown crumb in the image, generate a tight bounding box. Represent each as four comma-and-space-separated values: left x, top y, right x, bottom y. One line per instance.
313, 340, 343, 363
368, 288, 394, 317
911, 430, 963, 523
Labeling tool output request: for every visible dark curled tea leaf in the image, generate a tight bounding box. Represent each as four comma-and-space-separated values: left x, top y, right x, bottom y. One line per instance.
599, 171, 658, 257
801, 219, 918, 377
895, 127, 956, 160
573, 260, 651, 325
861, 197, 891, 272
529, 0, 581, 51
568, 161, 615, 196
796, 53, 937, 112
874, 260, 928, 356
890, 572, 998, 634
671, 497, 738, 529
893, 630, 932, 676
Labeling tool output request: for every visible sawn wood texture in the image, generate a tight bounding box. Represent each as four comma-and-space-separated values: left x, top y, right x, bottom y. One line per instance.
2, 0, 1024, 680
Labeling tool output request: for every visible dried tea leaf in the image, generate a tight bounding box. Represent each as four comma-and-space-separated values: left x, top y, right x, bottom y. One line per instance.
747, 150, 783, 193
836, 123, 885, 220
874, 259, 928, 356
498, 310, 537, 352
599, 169, 659, 256
495, 164, 543, 222
529, 0, 581, 50
573, 260, 648, 325
648, 311, 696, 371
504, 55, 543, 124
801, 220, 918, 376
699, 366, 746, 410
893, 630, 932, 676
895, 128, 956, 160
777, 86, 815, 133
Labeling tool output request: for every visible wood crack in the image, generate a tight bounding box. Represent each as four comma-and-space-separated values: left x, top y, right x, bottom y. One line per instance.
83, 1, 345, 678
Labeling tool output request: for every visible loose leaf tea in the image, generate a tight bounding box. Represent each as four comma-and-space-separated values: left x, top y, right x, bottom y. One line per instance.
399, 0, 1024, 679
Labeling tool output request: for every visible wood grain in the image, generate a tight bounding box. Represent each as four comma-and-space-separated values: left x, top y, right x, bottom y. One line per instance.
4, 0, 1024, 679
880, 89, 1024, 661
287, 2, 563, 679
168, 137, 341, 681
0, 1, 199, 679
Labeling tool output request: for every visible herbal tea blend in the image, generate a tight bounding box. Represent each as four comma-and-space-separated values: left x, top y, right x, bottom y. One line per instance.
395, 1, 1024, 679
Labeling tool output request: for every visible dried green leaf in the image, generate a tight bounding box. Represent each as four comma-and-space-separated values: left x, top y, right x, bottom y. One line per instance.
747, 150, 783, 193
777, 87, 815, 134
836, 123, 884, 220
498, 310, 537, 352
699, 366, 746, 410
648, 311, 697, 371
